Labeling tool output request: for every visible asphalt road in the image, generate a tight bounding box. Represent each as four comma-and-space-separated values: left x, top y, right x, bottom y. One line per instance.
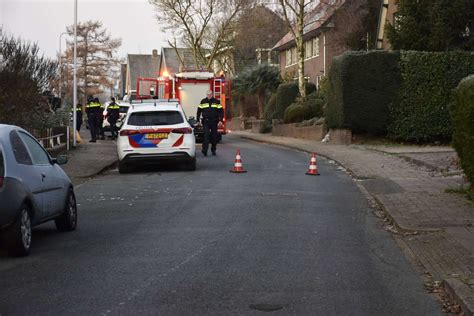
0, 136, 442, 315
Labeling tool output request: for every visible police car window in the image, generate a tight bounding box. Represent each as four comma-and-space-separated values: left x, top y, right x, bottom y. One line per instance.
128, 111, 184, 126
18, 132, 51, 165
9, 131, 32, 165
119, 106, 129, 113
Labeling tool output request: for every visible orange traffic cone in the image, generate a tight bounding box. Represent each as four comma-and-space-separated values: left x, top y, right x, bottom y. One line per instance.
306, 153, 320, 176
230, 149, 247, 173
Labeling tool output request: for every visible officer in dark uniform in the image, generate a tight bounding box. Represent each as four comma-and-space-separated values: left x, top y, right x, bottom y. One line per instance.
107, 97, 120, 139
75, 103, 83, 132
95, 98, 106, 140
86, 97, 101, 143
196, 90, 223, 156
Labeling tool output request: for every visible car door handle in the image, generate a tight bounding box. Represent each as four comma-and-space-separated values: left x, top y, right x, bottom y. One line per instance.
41, 173, 46, 180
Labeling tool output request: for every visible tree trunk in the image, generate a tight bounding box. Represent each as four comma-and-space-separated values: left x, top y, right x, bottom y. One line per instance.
297, 1, 306, 99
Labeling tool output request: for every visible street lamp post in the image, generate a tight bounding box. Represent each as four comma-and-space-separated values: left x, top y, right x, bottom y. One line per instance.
58, 32, 67, 99
72, 0, 78, 147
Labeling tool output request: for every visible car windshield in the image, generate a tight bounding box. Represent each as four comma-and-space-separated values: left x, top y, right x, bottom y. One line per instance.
119, 106, 129, 114
128, 111, 184, 126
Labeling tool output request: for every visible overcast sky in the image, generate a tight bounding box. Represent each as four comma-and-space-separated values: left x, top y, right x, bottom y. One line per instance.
0, 0, 169, 60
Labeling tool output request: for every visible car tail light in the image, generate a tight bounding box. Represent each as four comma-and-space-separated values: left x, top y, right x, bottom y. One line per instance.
119, 130, 141, 136
171, 128, 193, 134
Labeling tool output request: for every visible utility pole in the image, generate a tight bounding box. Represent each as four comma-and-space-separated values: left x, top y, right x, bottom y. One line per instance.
58, 32, 67, 100
72, 0, 78, 147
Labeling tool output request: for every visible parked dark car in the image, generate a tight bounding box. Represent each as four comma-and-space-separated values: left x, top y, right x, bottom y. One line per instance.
0, 124, 77, 257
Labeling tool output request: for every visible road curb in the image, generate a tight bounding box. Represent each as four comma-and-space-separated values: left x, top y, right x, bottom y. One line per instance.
443, 278, 474, 316
77, 159, 118, 179
72, 159, 118, 188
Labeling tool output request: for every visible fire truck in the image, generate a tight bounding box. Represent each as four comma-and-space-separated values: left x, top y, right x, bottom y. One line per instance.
134, 71, 231, 141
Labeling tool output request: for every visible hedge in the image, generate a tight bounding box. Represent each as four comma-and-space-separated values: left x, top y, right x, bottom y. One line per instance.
283, 91, 324, 123
274, 82, 316, 119
451, 75, 474, 187
326, 51, 401, 135
389, 51, 474, 142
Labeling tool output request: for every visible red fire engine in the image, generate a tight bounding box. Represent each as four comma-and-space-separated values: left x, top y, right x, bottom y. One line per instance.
134, 71, 231, 140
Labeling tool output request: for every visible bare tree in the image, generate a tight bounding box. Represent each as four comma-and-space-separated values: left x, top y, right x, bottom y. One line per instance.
278, 0, 340, 98
0, 33, 58, 130
149, 0, 250, 71
62, 21, 122, 103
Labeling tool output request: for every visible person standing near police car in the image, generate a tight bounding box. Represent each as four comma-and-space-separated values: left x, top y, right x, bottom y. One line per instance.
86, 97, 101, 143
196, 90, 223, 156
107, 97, 120, 139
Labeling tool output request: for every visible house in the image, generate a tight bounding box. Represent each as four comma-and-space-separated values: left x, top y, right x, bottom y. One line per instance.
376, 0, 398, 50
159, 47, 202, 77
273, 0, 379, 87
124, 49, 161, 95
118, 63, 127, 97
272, 0, 350, 87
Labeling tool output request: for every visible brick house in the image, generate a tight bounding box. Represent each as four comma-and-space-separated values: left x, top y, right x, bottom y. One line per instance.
376, 0, 398, 50
272, 0, 349, 87
273, 0, 385, 87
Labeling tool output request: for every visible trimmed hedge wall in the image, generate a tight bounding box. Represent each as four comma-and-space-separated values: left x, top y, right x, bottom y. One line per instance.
283, 91, 324, 123
389, 51, 474, 142
274, 82, 316, 119
451, 75, 474, 187
326, 51, 401, 135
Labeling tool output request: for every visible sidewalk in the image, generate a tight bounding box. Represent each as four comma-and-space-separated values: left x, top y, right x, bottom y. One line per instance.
233, 130, 474, 315
60, 130, 118, 186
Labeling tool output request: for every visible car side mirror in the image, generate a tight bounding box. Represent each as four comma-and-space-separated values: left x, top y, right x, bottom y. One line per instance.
54, 155, 68, 165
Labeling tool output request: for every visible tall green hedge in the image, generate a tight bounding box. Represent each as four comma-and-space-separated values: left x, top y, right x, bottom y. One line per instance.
451, 75, 474, 187
389, 51, 474, 142
274, 82, 316, 119
283, 91, 324, 123
326, 51, 401, 135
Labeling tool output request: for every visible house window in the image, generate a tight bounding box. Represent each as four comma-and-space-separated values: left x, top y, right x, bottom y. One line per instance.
305, 41, 312, 60
313, 37, 320, 57
286, 49, 292, 66
291, 47, 297, 65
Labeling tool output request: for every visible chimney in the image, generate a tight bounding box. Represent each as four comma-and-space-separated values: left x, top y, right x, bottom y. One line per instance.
152, 49, 158, 57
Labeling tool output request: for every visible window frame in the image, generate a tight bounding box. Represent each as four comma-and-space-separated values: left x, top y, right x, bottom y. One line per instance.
305, 40, 313, 60
9, 130, 33, 166
313, 37, 320, 57
18, 131, 52, 166
127, 110, 185, 126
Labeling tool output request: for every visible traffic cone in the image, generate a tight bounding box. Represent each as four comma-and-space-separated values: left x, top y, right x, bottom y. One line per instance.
76, 130, 82, 143
230, 149, 247, 173
306, 153, 320, 176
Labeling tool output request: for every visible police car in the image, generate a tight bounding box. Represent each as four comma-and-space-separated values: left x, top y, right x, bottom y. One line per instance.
117, 100, 196, 173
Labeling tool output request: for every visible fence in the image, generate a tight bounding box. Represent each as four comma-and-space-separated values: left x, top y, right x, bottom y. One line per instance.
36, 126, 70, 154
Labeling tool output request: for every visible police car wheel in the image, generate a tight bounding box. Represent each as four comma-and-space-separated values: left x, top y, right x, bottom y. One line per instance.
183, 158, 196, 171
119, 161, 131, 174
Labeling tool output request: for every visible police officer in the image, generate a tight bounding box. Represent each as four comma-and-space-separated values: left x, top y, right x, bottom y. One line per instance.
196, 90, 223, 156
86, 96, 101, 143
107, 97, 120, 139
95, 98, 106, 140
75, 103, 83, 132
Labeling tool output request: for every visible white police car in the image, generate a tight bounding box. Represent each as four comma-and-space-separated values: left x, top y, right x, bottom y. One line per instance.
117, 100, 196, 173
